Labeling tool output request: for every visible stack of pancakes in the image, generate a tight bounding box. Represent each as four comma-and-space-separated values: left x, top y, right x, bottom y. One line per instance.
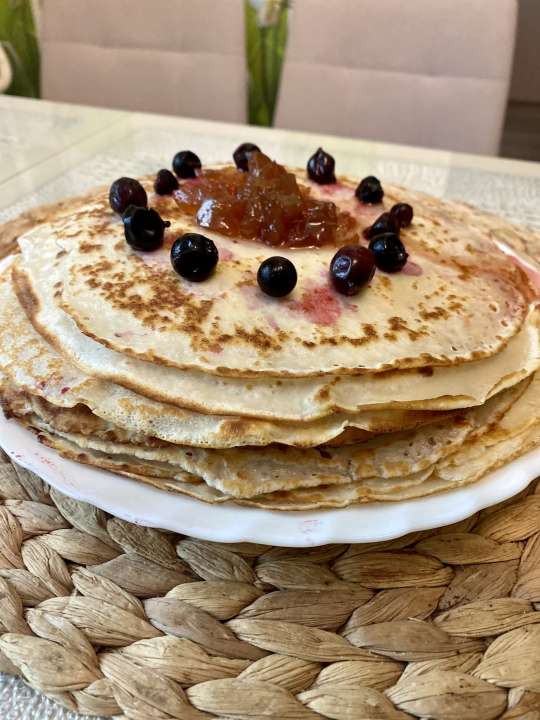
1, 170, 540, 510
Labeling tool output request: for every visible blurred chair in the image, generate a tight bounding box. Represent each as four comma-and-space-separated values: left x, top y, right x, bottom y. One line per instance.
40, 0, 246, 123
274, 0, 518, 155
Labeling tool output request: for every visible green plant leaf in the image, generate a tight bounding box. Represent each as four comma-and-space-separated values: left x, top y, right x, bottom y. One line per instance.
245, 1, 288, 126
0, 0, 40, 98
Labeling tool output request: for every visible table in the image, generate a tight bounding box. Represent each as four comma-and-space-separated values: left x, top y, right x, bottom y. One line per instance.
2, 95, 540, 231
1, 94, 540, 720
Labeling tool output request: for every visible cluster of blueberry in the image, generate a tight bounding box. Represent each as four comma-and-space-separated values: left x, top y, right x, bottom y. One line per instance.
306, 148, 412, 295
329, 202, 411, 296
107, 145, 413, 299
330, 197, 413, 296
109, 155, 220, 285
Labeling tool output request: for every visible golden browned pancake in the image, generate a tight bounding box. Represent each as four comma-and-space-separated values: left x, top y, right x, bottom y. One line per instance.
23, 178, 534, 378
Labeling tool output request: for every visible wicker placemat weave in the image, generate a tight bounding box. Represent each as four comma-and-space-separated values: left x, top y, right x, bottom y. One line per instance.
0, 449, 539, 720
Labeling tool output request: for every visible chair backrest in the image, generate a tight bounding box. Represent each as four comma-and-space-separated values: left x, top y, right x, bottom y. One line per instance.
274, 0, 518, 155
40, 0, 246, 123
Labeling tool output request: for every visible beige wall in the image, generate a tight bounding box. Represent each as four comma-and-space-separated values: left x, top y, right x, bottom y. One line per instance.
510, 0, 540, 101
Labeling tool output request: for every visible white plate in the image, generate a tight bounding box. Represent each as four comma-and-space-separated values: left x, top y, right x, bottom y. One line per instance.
1, 411, 540, 546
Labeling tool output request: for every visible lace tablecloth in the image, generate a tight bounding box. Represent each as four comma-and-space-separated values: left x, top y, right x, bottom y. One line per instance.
1, 101, 540, 720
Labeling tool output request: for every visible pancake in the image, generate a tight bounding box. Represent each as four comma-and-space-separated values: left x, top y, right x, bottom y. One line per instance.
21, 174, 534, 378
1, 155, 539, 511
36, 429, 441, 507
0, 264, 463, 448
243, 422, 540, 509
0, 189, 103, 260
14, 246, 540, 421
2, 360, 526, 499
13, 390, 540, 509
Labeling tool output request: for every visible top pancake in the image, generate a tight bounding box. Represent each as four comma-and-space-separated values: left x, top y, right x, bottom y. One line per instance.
19, 171, 534, 378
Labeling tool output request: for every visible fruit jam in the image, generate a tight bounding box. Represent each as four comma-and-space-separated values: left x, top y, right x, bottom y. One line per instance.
173, 152, 358, 248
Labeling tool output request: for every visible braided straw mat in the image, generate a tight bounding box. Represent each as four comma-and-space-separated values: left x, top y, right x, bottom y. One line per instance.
0, 448, 539, 720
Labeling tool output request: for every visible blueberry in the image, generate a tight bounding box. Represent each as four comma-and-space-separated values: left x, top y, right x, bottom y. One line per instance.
171, 233, 218, 281
257, 256, 298, 297
307, 147, 336, 185
154, 169, 179, 195
369, 232, 408, 272
355, 175, 384, 204
172, 150, 202, 179
123, 206, 169, 252
330, 245, 375, 296
363, 211, 399, 240
233, 142, 261, 172
109, 177, 147, 214
390, 202, 414, 228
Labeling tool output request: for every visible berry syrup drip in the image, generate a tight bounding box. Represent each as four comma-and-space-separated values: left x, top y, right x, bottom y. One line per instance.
173, 152, 358, 248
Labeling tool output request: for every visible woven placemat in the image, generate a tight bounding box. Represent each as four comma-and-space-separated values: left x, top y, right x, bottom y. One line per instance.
0, 454, 539, 720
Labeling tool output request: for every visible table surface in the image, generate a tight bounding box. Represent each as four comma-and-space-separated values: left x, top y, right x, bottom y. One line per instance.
1, 94, 540, 719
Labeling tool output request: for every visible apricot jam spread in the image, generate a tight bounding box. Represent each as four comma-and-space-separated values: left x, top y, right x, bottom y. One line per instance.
173, 152, 358, 248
